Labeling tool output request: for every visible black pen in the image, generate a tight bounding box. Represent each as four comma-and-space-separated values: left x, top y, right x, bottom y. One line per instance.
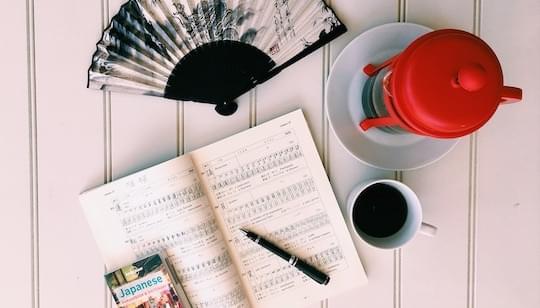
240, 229, 330, 285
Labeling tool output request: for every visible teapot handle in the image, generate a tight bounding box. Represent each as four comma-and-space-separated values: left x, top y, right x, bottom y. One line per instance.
363, 54, 399, 77
500, 86, 522, 104
359, 116, 400, 131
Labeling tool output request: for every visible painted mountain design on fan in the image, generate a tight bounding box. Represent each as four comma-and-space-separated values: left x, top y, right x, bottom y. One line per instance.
88, 0, 346, 115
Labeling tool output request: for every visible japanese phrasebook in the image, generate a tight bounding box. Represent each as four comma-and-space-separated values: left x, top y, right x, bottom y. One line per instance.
105, 254, 191, 308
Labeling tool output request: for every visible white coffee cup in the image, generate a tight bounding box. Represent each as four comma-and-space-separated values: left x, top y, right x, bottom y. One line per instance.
347, 179, 437, 249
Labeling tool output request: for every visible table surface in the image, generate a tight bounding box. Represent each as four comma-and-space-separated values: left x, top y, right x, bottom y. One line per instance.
2, 0, 539, 307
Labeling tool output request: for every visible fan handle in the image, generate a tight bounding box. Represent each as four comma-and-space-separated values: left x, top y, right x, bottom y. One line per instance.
215, 101, 238, 116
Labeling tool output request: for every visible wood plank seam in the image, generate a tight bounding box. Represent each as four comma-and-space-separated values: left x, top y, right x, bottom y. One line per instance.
26, 0, 39, 306
322, 0, 332, 174
177, 101, 185, 155
395, 1, 406, 306
102, 91, 113, 308
467, 134, 478, 308
102, 97, 113, 308
393, 249, 403, 308
322, 3, 332, 307
322, 43, 331, 173
102, 91, 112, 185
398, 0, 407, 22
467, 1, 481, 308
101, 1, 113, 308
249, 88, 257, 128
394, 170, 403, 308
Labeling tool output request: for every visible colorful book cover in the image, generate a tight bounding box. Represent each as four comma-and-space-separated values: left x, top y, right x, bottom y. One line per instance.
105, 254, 190, 308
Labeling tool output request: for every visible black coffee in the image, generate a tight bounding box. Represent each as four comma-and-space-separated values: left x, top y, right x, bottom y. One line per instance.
352, 183, 408, 238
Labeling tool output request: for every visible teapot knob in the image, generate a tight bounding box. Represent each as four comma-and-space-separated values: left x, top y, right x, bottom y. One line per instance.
455, 63, 488, 92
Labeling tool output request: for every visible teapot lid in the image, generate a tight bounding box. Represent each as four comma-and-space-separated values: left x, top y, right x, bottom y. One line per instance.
391, 29, 504, 138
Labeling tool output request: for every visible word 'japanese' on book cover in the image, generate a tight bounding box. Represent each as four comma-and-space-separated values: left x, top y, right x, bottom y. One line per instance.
105, 254, 190, 308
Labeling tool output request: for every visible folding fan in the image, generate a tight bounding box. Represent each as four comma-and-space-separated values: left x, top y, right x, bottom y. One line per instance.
88, 0, 346, 115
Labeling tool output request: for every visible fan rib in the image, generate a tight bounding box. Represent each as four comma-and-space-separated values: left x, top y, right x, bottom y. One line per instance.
154, 1, 197, 53
114, 10, 179, 63
109, 21, 177, 68
136, 1, 187, 60
99, 52, 169, 82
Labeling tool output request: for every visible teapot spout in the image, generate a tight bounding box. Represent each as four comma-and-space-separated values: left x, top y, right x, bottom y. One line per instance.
500, 86, 522, 104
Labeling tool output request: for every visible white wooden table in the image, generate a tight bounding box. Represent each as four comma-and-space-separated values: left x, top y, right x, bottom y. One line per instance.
2, 0, 539, 307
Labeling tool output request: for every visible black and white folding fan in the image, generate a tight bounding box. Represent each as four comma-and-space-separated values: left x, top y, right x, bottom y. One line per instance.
88, 0, 346, 115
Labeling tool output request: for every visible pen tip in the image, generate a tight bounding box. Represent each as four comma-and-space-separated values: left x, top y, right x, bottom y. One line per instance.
239, 228, 248, 235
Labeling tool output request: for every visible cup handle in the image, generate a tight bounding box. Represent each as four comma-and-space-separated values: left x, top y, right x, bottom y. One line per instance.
420, 222, 437, 237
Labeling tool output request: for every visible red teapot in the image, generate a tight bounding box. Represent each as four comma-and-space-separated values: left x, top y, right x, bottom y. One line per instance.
359, 29, 522, 138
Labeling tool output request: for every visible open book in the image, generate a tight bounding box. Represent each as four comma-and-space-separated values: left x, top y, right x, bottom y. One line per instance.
80, 110, 367, 308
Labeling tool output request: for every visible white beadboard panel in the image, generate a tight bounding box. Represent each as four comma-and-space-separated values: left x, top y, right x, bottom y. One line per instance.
0, 1, 32, 307
33, 0, 106, 307
329, 0, 398, 59
400, 141, 470, 308
476, 1, 540, 307
182, 93, 250, 152
326, 1, 397, 307
400, 1, 474, 307
405, 0, 474, 30
108, 0, 179, 180
256, 50, 325, 153
110, 95, 180, 178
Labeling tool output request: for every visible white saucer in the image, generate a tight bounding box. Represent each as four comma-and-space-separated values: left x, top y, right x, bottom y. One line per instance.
326, 22, 459, 170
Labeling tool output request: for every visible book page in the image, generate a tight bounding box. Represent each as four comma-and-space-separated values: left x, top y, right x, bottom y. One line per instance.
79, 154, 249, 308
191, 110, 367, 308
